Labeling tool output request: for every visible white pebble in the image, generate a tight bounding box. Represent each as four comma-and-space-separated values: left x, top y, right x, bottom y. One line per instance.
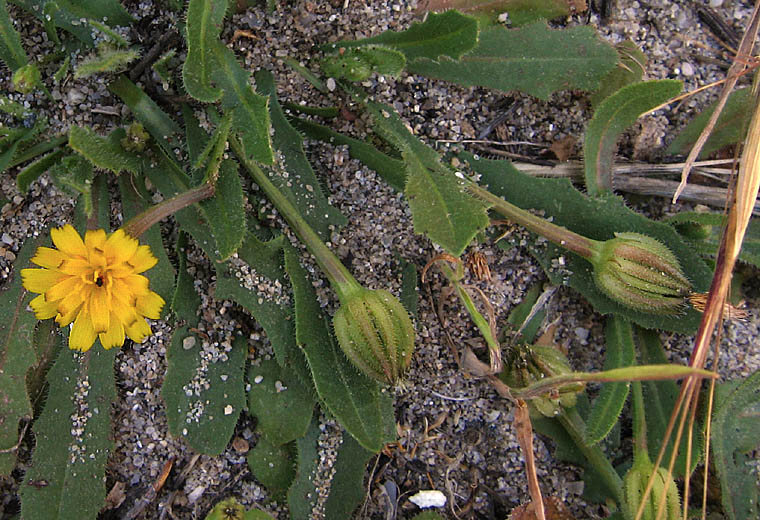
681, 62, 694, 76
409, 490, 447, 508
224, 404, 234, 415
187, 485, 205, 503
254, 375, 264, 384
183, 336, 196, 350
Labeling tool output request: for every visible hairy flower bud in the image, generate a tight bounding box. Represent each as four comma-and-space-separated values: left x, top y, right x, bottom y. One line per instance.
503, 345, 585, 417
12, 63, 41, 93
624, 457, 681, 520
592, 232, 691, 314
332, 288, 415, 385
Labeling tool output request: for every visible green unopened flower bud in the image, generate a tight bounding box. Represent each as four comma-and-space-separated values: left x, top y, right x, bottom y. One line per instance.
121, 121, 150, 152
624, 456, 681, 520
503, 345, 585, 417
12, 63, 41, 93
592, 232, 691, 314
332, 288, 415, 385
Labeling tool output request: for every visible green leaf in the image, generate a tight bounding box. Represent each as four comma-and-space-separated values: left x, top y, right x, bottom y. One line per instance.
118, 174, 176, 310
712, 369, 760, 520
323, 434, 374, 519
163, 328, 247, 455
0, 0, 29, 71
506, 283, 545, 344
419, 0, 574, 26
11, 0, 132, 46
665, 211, 760, 268
363, 99, 490, 256
204, 497, 277, 520
16, 149, 66, 193
255, 70, 347, 240
636, 327, 702, 477
408, 22, 618, 100
584, 80, 682, 195
108, 75, 182, 156
464, 153, 711, 334
0, 235, 42, 474
182, 0, 273, 164
590, 40, 647, 107
328, 10, 478, 62
398, 257, 419, 320
207, 160, 246, 260
171, 231, 201, 326
290, 116, 406, 192
247, 359, 315, 445
74, 47, 139, 78
287, 414, 320, 520
24, 319, 63, 419
214, 233, 299, 369
68, 125, 142, 175
182, 0, 225, 102
284, 246, 396, 453
20, 347, 118, 519
321, 45, 406, 82
247, 437, 295, 499
668, 87, 753, 158
49, 155, 94, 217
584, 316, 634, 445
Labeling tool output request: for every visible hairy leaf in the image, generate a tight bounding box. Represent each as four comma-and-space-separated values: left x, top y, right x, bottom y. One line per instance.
408, 22, 618, 100
163, 328, 246, 455
182, 0, 225, 102
0, 0, 28, 71
363, 99, 490, 256
247, 359, 315, 445
109, 75, 182, 156
20, 347, 118, 518
328, 10, 477, 61
712, 369, 760, 520
171, 231, 201, 326
584, 80, 681, 195
255, 70, 347, 239
16, 149, 66, 193
48, 154, 94, 217
590, 40, 647, 107
247, 437, 296, 499
68, 125, 141, 175
0, 235, 42, 474
464, 153, 711, 333
74, 47, 138, 78
668, 87, 753, 158
321, 45, 406, 81
323, 434, 375, 519
284, 246, 396, 453
418, 0, 576, 26
584, 316, 634, 445
287, 413, 320, 520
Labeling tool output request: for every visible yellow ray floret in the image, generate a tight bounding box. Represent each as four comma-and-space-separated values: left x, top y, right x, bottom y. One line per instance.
21, 224, 165, 351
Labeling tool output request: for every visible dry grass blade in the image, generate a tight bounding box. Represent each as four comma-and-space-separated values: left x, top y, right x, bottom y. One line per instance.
673, 2, 760, 202
639, 62, 760, 520
514, 399, 546, 520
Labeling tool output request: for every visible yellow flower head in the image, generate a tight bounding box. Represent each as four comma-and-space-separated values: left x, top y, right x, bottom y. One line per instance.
21, 224, 165, 351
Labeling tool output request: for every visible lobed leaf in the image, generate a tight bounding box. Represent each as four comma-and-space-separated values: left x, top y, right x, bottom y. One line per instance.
48, 154, 93, 217
68, 125, 141, 175
284, 246, 396, 453
584, 316, 634, 445
363, 98, 490, 256
464, 153, 711, 333
0, 235, 43, 474
584, 80, 682, 195
20, 347, 118, 519
327, 10, 477, 62
163, 327, 246, 455
711, 369, 760, 520
408, 22, 618, 100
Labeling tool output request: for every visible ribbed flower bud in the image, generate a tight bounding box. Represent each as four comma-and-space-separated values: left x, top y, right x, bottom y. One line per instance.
624, 457, 681, 520
592, 232, 691, 314
332, 288, 415, 385
503, 345, 585, 417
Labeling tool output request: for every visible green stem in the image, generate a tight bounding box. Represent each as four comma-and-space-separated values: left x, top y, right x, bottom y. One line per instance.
230, 136, 362, 302
631, 381, 648, 460
466, 183, 599, 259
558, 408, 626, 506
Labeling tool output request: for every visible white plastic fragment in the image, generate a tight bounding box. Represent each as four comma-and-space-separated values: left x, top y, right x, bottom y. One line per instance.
409, 489, 447, 508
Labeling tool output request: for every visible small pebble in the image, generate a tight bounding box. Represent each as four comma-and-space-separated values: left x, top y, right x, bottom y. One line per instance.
183, 336, 196, 350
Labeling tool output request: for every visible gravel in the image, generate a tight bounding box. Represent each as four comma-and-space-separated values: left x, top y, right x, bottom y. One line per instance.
1, 1, 758, 519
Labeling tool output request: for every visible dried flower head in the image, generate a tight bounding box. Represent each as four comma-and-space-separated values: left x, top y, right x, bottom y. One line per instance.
21, 224, 165, 351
